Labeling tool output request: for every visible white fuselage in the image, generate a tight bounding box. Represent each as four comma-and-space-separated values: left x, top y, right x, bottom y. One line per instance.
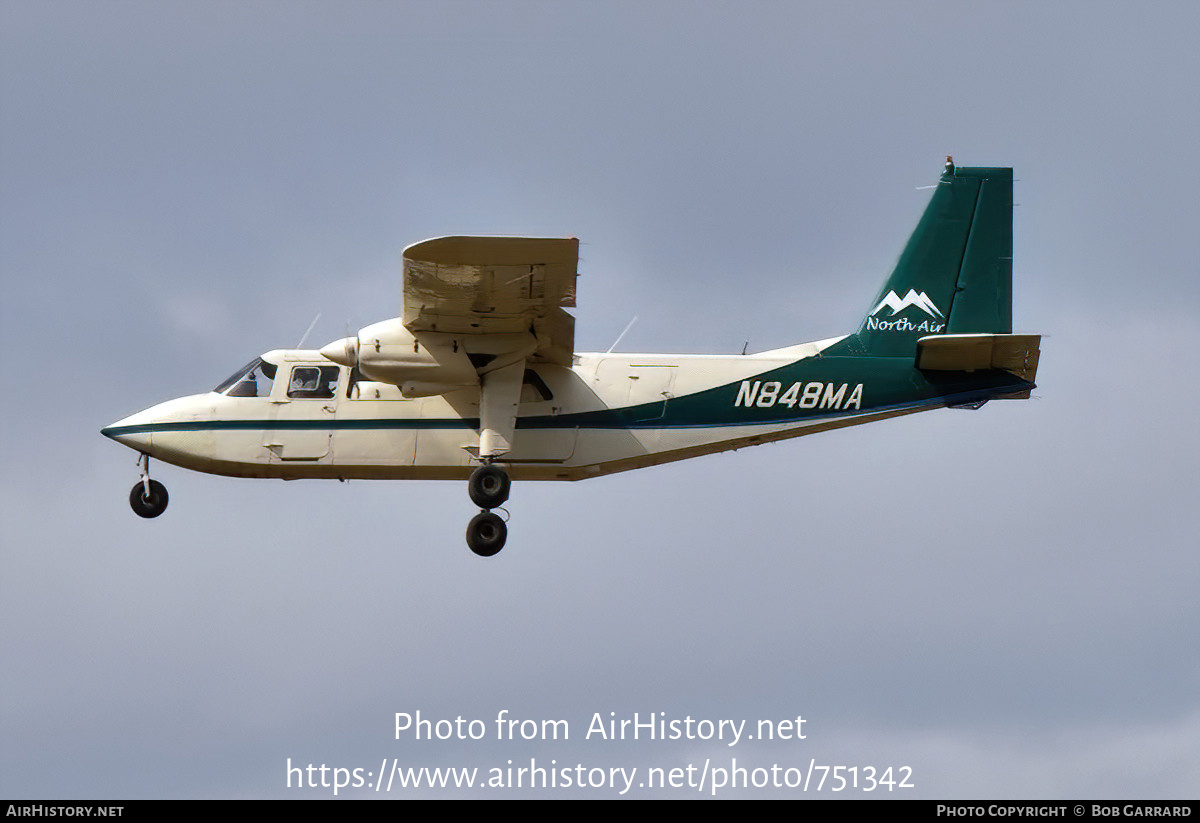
104, 336, 911, 483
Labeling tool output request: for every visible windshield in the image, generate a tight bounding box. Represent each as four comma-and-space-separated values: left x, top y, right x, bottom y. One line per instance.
213, 357, 277, 397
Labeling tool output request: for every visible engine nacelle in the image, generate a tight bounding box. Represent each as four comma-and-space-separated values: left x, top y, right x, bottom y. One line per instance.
320, 319, 477, 391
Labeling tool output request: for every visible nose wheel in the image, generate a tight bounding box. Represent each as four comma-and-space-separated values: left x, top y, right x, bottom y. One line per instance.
129, 454, 169, 518
466, 464, 510, 556
130, 479, 169, 518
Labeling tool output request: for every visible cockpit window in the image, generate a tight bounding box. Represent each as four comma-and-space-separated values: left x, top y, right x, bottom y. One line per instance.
214, 358, 277, 397
287, 365, 339, 399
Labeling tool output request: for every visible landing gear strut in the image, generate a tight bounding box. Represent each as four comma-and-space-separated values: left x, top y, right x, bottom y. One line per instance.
129, 454, 169, 518
466, 463, 509, 556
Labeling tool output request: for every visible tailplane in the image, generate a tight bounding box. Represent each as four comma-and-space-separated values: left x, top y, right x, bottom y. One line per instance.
916, 332, 1040, 397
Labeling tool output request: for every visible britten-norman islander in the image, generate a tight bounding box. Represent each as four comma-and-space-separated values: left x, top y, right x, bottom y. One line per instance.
103, 158, 1040, 557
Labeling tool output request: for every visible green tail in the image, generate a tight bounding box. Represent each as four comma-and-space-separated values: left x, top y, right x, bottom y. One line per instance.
829, 160, 1013, 358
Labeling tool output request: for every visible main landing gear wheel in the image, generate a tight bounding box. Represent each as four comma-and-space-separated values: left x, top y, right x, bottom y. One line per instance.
468, 463, 510, 509
466, 511, 507, 557
465, 463, 511, 555
129, 479, 169, 518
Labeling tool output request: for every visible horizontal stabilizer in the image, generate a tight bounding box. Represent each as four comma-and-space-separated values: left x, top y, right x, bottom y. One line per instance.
917, 333, 1041, 384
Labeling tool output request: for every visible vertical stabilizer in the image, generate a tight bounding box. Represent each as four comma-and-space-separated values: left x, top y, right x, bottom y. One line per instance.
831, 160, 1013, 357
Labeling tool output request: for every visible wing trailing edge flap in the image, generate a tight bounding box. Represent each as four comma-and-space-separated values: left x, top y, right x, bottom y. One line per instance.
916, 333, 1041, 390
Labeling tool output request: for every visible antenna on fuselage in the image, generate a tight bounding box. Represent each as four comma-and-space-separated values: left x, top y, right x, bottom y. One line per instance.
605, 315, 639, 354
296, 313, 322, 349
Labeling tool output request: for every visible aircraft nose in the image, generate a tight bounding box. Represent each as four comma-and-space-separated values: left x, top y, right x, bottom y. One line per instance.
101, 413, 154, 452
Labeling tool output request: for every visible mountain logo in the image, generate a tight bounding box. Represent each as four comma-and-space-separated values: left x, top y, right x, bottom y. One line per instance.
869, 289, 944, 318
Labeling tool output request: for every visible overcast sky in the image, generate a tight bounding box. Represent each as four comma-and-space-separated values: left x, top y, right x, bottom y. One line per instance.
2, 0, 1198, 799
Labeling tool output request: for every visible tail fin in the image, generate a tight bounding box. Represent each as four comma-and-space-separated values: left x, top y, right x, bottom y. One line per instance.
832, 159, 1013, 357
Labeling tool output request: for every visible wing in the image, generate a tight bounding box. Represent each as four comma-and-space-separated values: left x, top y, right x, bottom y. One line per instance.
402, 236, 579, 366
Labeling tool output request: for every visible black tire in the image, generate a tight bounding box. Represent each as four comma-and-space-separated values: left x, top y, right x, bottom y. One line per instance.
466, 511, 507, 557
129, 480, 169, 518
468, 464, 510, 509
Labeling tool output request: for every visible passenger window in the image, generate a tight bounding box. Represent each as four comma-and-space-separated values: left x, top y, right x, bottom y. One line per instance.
288, 365, 339, 399
520, 369, 553, 403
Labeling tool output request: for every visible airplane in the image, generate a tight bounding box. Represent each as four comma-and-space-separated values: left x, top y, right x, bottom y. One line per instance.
102, 158, 1040, 557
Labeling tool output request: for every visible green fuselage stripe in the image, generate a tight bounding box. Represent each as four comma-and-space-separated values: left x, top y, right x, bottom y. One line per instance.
102, 363, 1030, 439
